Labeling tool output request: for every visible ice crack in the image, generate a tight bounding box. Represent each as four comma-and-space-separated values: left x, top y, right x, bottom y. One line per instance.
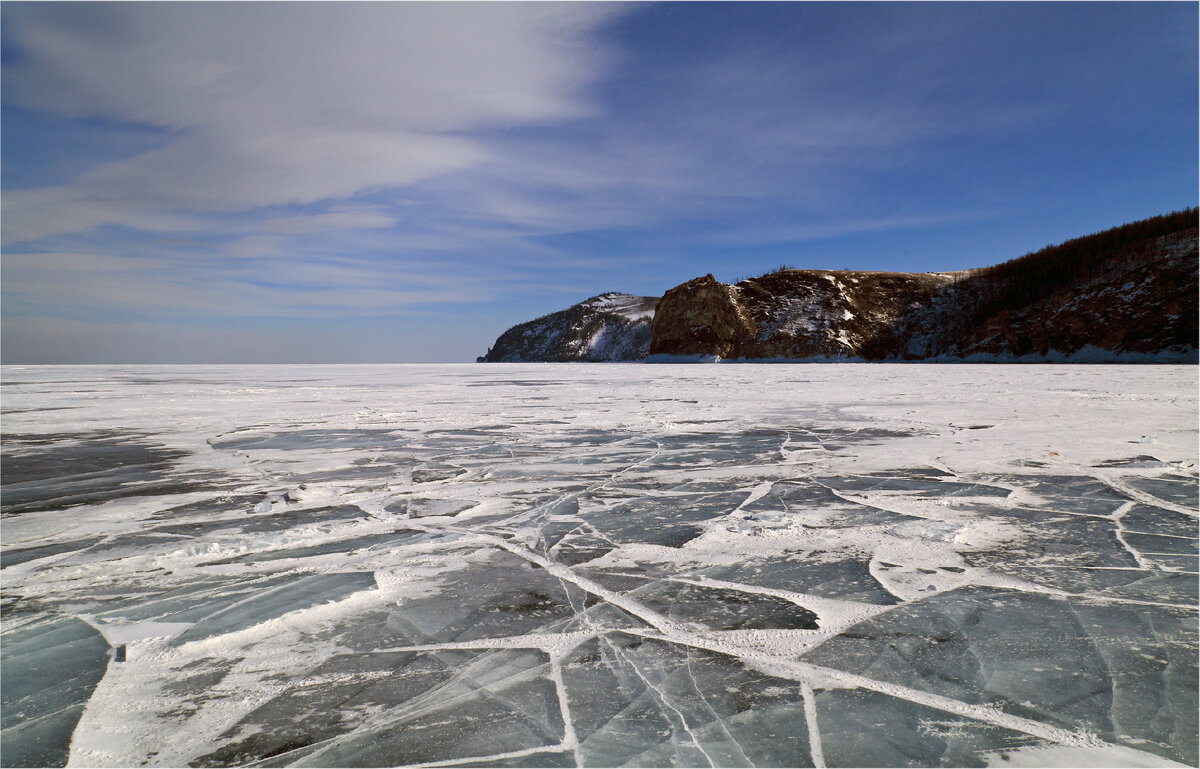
1109, 500, 1155, 571
801, 681, 826, 768
599, 634, 718, 768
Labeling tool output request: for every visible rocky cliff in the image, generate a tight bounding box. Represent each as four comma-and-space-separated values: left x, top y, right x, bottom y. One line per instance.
648, 270, 955, 359
479, 210, 1198, 363
650, 213, 1197, 362
477, 293, 658, 362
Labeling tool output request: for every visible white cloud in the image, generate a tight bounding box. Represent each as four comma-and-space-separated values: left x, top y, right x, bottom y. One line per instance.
1, 249, 494, 319
1, 2, 625, 243
262, 207, 398, 235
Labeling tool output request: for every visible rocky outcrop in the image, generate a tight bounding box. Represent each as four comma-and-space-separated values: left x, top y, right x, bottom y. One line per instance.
649, 217, 1197, 362
479, 210, 1198, 363
478, 293, 658, 362
648, 270, 953, 359
735, 270, 952, 359
647, 275, 756, 358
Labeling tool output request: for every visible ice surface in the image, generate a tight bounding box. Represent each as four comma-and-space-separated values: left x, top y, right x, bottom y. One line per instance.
1, 432, 208, 515
0, 363, 1195, 767
172, 572, 378, 646
0, 618, 112, 767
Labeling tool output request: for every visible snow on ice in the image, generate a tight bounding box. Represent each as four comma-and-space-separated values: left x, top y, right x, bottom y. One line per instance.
0, 364, 1196, 767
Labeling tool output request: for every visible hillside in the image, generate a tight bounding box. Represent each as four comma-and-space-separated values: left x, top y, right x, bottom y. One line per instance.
478, 210, 1198, 363
867, 212, 1198, 360
648, 270, 957, 360
477, 293, 658, 362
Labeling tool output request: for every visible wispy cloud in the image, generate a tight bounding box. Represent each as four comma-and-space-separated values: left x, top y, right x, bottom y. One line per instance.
1, 248, 494, 320
262, 207, 399, 235
2, 2, 1194, 362
1, 2, 624, 243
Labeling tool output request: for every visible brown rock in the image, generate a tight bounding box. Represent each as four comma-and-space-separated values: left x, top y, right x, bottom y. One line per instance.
649, 270, 951, 359
648, 274, 756, 358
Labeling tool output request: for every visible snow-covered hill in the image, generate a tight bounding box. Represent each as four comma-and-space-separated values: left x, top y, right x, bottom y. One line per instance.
477, 293, 658, 362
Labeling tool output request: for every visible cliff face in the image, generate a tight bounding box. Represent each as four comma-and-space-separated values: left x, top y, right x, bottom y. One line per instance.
647, 275, 756, 358
649, 220, 1197, 362
479, 211, 1198, 363
478, 293, 658, 362
648, 270, 953, 359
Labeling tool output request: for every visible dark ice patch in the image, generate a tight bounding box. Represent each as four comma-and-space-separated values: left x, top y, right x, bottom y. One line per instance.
698, 557, 900, 606
819, 472, 1010, 498
85, 574, 301, 624
996, 474, 1131, 515
466, 379, 566, 387
61, 533, 196, 564
1093, 456, 1171, 469
531, 517, 585, 554
740, 479, 845, 512
411, 465, 467, 483
1068, 602, 1198, 765
385, 497, 478, 519
286, 649, 562, 768
0, 593, 44, 619
1, 432, 205, 515
579, 491, 741, 548
573, 568, 659, 594
420, 424, 513, 443
286, 461, 415, 484
999, 566, 1162, 596
644, 428, 793, 470
804, 586, 1117, 738
1123, 475, 1199, 508
239, 504, 368, 534
193, 650, 470, 767
1121, 504, 1197, 539
783, 424, 919, 454
148, 494, 263, 520
1, 430, 172, 468
563, 633, 815, 768
1, 438, 184, 484
1143, 554, 1198, 571
146, 503, 367, 539
551, 538, 614, 566
384, 551, 587, 644
1, 617, 112, 768
962, 514, 1142, 570
1, 538, 104, 569
631, 581, 819, 630
1123, 532, 1198, 556
209, 428, 409, 452
813, 688, 1043, 768
173, 572, 377, 645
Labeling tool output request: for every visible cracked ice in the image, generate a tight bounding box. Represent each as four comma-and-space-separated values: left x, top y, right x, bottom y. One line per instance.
0, 363, 1196, 768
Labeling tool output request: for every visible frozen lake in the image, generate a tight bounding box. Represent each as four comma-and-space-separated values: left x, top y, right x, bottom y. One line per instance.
1, 364, 1196, 768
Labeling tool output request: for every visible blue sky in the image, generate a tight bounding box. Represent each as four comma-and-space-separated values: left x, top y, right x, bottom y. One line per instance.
2, 2, 1196, 363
